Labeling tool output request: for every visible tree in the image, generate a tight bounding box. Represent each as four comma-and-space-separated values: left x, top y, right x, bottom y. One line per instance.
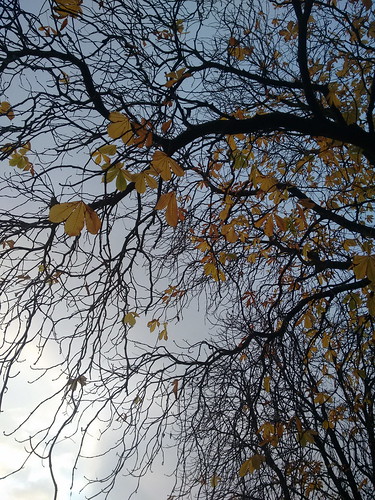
0, 0, 374, 498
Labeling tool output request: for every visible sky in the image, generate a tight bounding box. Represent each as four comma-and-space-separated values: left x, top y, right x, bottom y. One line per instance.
0, 302, 208, 500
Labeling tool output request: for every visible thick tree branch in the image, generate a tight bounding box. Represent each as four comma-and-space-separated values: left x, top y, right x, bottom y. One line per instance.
1, 48, 110, 119
165, 112, 375, 162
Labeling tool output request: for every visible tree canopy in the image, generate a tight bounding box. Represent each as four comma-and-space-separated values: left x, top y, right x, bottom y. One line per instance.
0, 0, 374, 498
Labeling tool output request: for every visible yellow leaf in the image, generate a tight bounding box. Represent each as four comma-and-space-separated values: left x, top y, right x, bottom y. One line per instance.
166, 193, 178, 227
64, 201, 86, 236
367, 293, 375, 316
239, 454, 266, 477
151, 151, 184, 180
147, 319, 160, 332
274, 214, 287, 231
263, 376, 271, 393
195, 240, 210, 252
107, 112, 134, 144
98, 144, 117, 155
324, 349, 337, 362
158, 323, 168, 340
221, 223, 238, 243
322, 332, 330, 349
131, 170, 158, 194
279, 20, 298, 41
314, 392, 332, 405
322, 420, 334, 430
155, 192, 171, 210
353, 255, 375, 283
9, 152, 33, 172
0, 101, 14, 120
343, 239, 357, 252
49, 201, 101, 237
326, 90, 341, 107
102, 163, 122, 183
228, 45, 253, 60
49, 201, 79, 222
54, 0, 82, 18
250, 454, 266, 472
210, 475, 221, 488
164, 67, 190, 87
132, 119, 153, 148
84, 205, 101, 234
264, 215, 274, 237
239, 458, 252, 477
123, 312, 138, 326
227, 38, 253, 60
298, 429, 317, 447
92, 144, 117, 164
155, 192, 181, 227
256, 174, 278, 192
303, 310, 314, 329
116, 169, 128, 191
204, 262, 226, 282
298, 198, 315, 209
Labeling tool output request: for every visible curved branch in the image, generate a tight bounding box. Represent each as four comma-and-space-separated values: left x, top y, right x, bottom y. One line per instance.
165, 112, 375, 162
1, 48, 110, 118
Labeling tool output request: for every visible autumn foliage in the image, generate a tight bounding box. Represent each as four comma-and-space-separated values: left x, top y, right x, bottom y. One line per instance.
0, 0, 374, 498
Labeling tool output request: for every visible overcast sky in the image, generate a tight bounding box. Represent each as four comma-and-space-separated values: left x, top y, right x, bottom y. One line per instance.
0, 302, 209, 499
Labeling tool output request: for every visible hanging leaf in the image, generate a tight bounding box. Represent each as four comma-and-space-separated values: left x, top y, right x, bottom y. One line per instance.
239, 454, 266, 477
91, 144, 117, 164
101, 162, 132, 191
151, 151, 184, 180
107, 112, 134, 144
63, 201, 86, 236
116, 169, 128, 191
54, 0, 83, 18
0, 101, 15, 120
147, 318, 160, 332
228, 38, 253, 60
132, 119, 153, 148
49, 201, 101, 236
221, 224, 238, 243
297, 429, 318, 447
314, 392, 332, 405
8, 143, 34, 174
123, 312, 139, 326
85, 205, 102, 234
263, 376, 271, 393
352, 255, 375, 283
155, 191, 182, 227
203, 262, 226, 282
172, 379, 178, 399
164, 67, 191, 87
2, 240, 15, 249
131, 170, 158, 194
274, 214, 287, 231
158, 323, 168, 340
